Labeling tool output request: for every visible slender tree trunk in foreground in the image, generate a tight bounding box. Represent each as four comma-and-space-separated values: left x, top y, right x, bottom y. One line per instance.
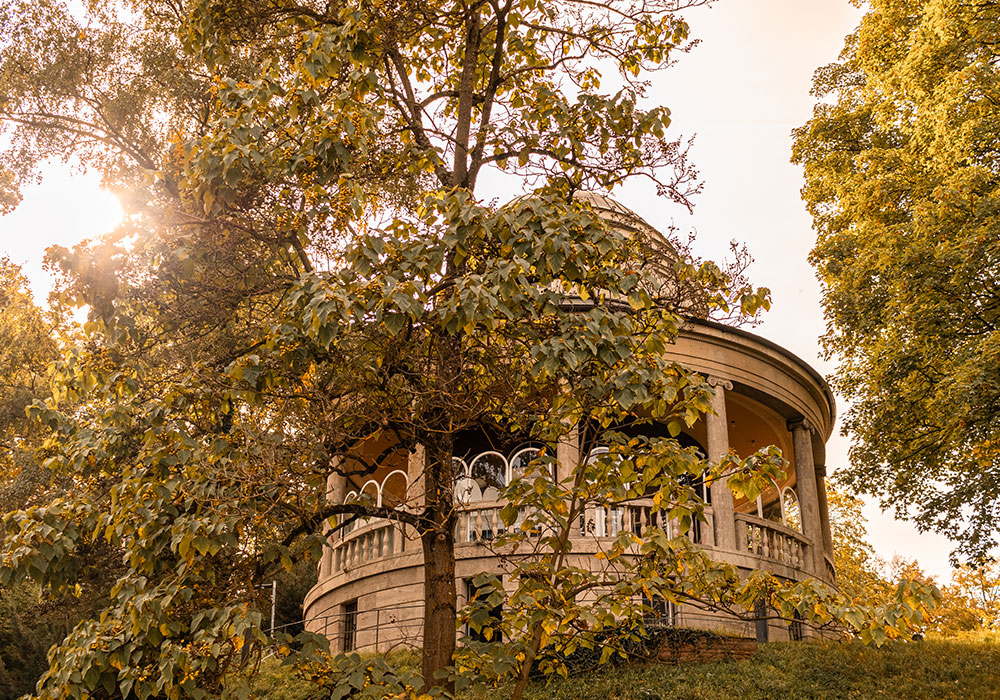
420, 439, 458, 692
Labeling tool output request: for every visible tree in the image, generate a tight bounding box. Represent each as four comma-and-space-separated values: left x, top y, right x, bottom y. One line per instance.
0, 0, 756, 695
0, 261, 129, 700
792, 0, 1000, 559
939, 559, 1000, 633
826, 487, 889, 604
825, 485, 998, 637
0, 258, 56, 502
1, 1, 938, 699
0, 261, 62, 700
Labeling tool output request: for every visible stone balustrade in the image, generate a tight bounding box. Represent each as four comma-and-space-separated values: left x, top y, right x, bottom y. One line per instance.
328, 504, 823, 583
735, 512, 810, 571
331, 519, 409, 574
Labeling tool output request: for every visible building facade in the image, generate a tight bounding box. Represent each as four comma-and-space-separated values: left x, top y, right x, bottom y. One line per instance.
302, 197, 837, 651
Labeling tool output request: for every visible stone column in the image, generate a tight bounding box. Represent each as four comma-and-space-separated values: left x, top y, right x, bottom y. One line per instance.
405, 445, 426, 547
407, 445, 426, 506
788, 420, 824, 577
706, 376, 736, 551
556, 424, 581, 535
815, 464, 834, 565
321, 464, 347, 578
556, 424, 580, 485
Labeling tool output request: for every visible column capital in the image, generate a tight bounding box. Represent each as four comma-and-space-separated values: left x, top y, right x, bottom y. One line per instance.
786, 417, 814, 434
706, 375, 733, 391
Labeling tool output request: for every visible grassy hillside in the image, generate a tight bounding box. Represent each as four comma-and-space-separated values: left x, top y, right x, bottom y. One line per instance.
484, 632, 1000, 700
250, 631, 1000, 700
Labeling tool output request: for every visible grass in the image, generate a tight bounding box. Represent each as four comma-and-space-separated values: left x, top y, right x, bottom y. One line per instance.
473, 631, 1000, 700
249, 631, 1000, 700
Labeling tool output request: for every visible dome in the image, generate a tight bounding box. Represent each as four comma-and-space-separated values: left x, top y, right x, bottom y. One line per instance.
503, 190, 671, 246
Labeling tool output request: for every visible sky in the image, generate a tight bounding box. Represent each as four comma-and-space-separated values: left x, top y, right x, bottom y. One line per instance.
0, 0, 959, 581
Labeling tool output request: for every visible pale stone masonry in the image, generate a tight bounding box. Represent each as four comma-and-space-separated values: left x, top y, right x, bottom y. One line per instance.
304, 195, 839, 650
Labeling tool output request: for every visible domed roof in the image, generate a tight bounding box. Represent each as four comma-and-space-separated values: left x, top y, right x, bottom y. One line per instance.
503, 190, 708, 317
504, 190, 673, 248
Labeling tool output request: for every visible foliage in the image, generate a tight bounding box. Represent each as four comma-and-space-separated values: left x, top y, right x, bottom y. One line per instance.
826, 487, 887, 603
836, 550, 999, 637
0, 261, 109, 700
0, 582, 59, 700
0, 1, 941, 700
0, 258, 57, 507
245, 631, 1000, 700
826, 486, 997, 637
932, 559, 1000, 635
828, 484, 997, 636
948, 560, 1000, 628
460, 631, 1000, 700
792, 0, 1000, 559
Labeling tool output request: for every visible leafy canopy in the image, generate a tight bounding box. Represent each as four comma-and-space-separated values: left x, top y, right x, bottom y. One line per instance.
0, 0, 942, 699
793, 0, 1000, 559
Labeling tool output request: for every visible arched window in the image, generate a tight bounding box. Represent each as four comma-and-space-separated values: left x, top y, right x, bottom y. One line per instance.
469, 451, 507, 501
360, 479, 381, 507
781, 487, 801, 532
757, 477, 783, 525
454, 457, 480, 504
580, 447, 625, 538
342, 491, 359, 536
508, 446, 543, 484
381, 470, 409, 509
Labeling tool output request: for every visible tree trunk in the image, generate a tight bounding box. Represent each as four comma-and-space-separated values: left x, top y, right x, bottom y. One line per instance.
418, 251, 462, 693
419, 436, 458, 693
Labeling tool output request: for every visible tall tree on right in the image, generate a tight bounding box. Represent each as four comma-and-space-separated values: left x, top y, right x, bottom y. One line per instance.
792, 0, 1000, 560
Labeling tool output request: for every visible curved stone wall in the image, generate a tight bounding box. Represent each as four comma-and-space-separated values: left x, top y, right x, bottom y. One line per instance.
303, 321, 837, 651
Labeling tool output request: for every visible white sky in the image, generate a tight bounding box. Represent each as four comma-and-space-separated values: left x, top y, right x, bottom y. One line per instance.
0, 0, 961, 581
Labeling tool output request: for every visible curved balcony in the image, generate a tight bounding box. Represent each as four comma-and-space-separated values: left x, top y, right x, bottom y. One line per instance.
735, 512, 811, 572
306, 312, 841, 651
323, 499, 826, 586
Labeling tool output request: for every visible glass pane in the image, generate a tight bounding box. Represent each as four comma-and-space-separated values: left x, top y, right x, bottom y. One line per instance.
453, 458, 476, 503
782, 488, 802, 532
470, 451, 507, 491
508, 447, 541, 482
760, 480, 782, 524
